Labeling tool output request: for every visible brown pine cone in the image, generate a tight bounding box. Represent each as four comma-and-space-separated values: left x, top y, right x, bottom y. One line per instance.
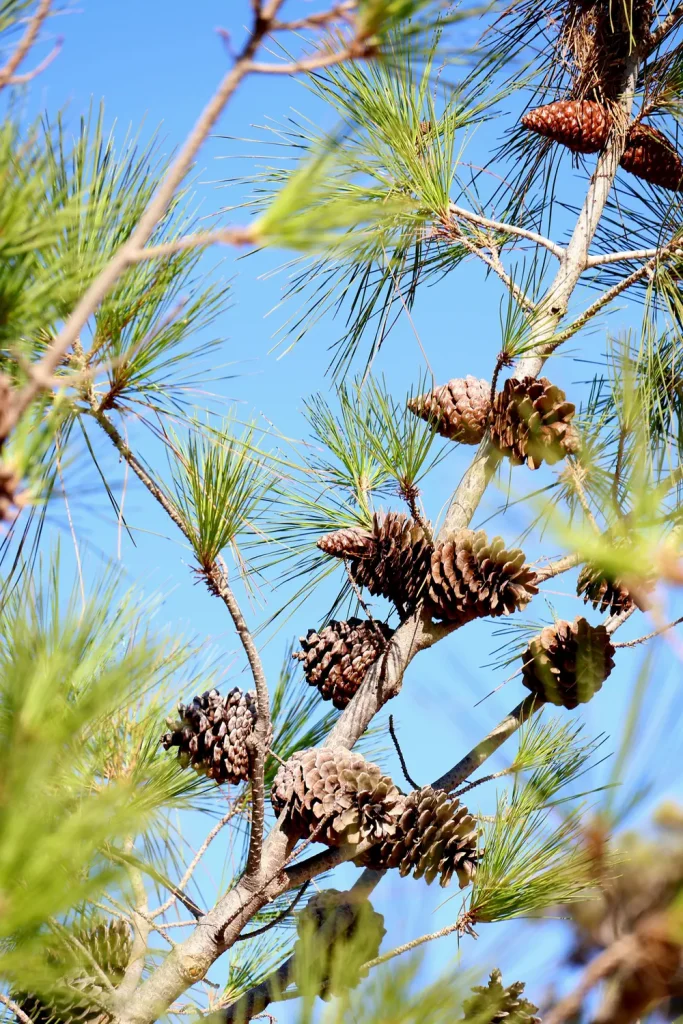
360, 786, 478, 889
407, 376, 491, 444
490, 376, 580, 469
318, 512, 433, 615
271, 747, 404, 849
293, 618, 393, 709
461, 969, 540, 1024
620, 124, 683, 192
293, 889, 386, 999
521, 100, 611, 153
161, 687, 272, 785
521, 617, 615, 709
577, 563, 633, 616
426, 529, 538, 625
13, 921, 132, 1024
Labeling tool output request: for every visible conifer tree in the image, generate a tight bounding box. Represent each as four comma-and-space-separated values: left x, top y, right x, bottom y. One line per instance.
3, 3, 683, 1024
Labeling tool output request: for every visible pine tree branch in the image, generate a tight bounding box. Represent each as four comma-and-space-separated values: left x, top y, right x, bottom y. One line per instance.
455, 231, 537, 313
447, 204, 565, 259
117, 843, 152, 1005
4, 0, 378, 443
0, 0, 52, 89
647, 4, 683, 52
534, 553, 580, 583
432, 696, 543, 792
613, 614, 683, 648
439, 55, 640, 538
585, 247, 670, 267
0, 993, 34, 1024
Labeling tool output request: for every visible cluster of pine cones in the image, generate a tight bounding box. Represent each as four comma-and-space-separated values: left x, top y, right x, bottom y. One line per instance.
318, 512, 539, 623
409, 374, 581, 468
519, 0, 682, 190
271, 746, 479, 889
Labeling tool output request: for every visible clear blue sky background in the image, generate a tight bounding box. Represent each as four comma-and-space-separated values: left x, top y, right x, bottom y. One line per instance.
16, 0, 683, 1015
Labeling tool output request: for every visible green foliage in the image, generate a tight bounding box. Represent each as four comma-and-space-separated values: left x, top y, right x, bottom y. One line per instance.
168, 417, 276, 568
0, 557, 205, 994
466, 715, 603, 925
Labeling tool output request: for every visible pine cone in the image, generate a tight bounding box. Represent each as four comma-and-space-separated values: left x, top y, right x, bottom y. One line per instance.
293, 889, 385, 999
461, 969, 540, 1024
620, 124, 683, 192
271, 747, 404, 848
13, 921, 132, 1024
360, 786, 478, 889
521, 617, 616, 709
426, 529, 538, 625
293, 618, 394, 710
521, 100, 611, 153
161, 687, 272, 785
318, 512, 433, 615
577, 563, 633, 616
490, 376, 580, 469
407, 376, 491, 444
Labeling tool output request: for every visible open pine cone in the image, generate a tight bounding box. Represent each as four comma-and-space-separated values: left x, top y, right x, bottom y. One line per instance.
521, 617, 616, 709
161, 687, 272, 785
359, 786, 478, 889
318, 511, 433, 615
293, 618, 393, 709
620, 123, 683, 192
521, 100, 611, 153
271, 747, 404, 849
426, 529, 538, 625
13, 921, 132, 1024
461, 969, 540, 1024
490, 376, 580, 469
407, 376, 491, 444
577, 563, 633, 616
293, 889, 386, 999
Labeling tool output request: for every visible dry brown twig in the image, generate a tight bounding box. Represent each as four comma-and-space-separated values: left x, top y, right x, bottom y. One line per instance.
0, 0, 53, 89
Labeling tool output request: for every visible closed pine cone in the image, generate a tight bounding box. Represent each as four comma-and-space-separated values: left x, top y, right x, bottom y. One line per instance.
14, 921, 132, 1024
293, 889, 386, 999
407, 376, 491, 444
271, 747, 404, 849
461, 968, 540, 1024
360, 786, 478, 889
521, 100, 611, 153
620, 124, 683, 192
293, 618, 393, 709
318, 512, 433, 615
577, 563, 633, 616
521, 617, 615, 709
490, 376, 580, 469
426, 529, 538, 626
161, 687, 272, 785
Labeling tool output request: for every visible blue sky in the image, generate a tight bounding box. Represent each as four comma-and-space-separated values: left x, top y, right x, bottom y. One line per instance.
15, 0, 683, 1014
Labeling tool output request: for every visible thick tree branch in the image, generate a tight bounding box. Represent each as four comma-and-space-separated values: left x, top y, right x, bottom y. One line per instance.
585, 246, 666, 267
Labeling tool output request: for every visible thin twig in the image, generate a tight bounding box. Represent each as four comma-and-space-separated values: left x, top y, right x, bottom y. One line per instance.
0, 0, 52, 88
613, 614, 683, 648
534, 553, 580, 583
116, 839, 152, 1004
209, 559, 271, 881
362, 920, 462, 971
388, 714, 420, 790
235, 883, 309, 941
585, 246, 670, 267
452, 767, 512, 798
152, 803, 243, 920
447, 203, 565, 259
